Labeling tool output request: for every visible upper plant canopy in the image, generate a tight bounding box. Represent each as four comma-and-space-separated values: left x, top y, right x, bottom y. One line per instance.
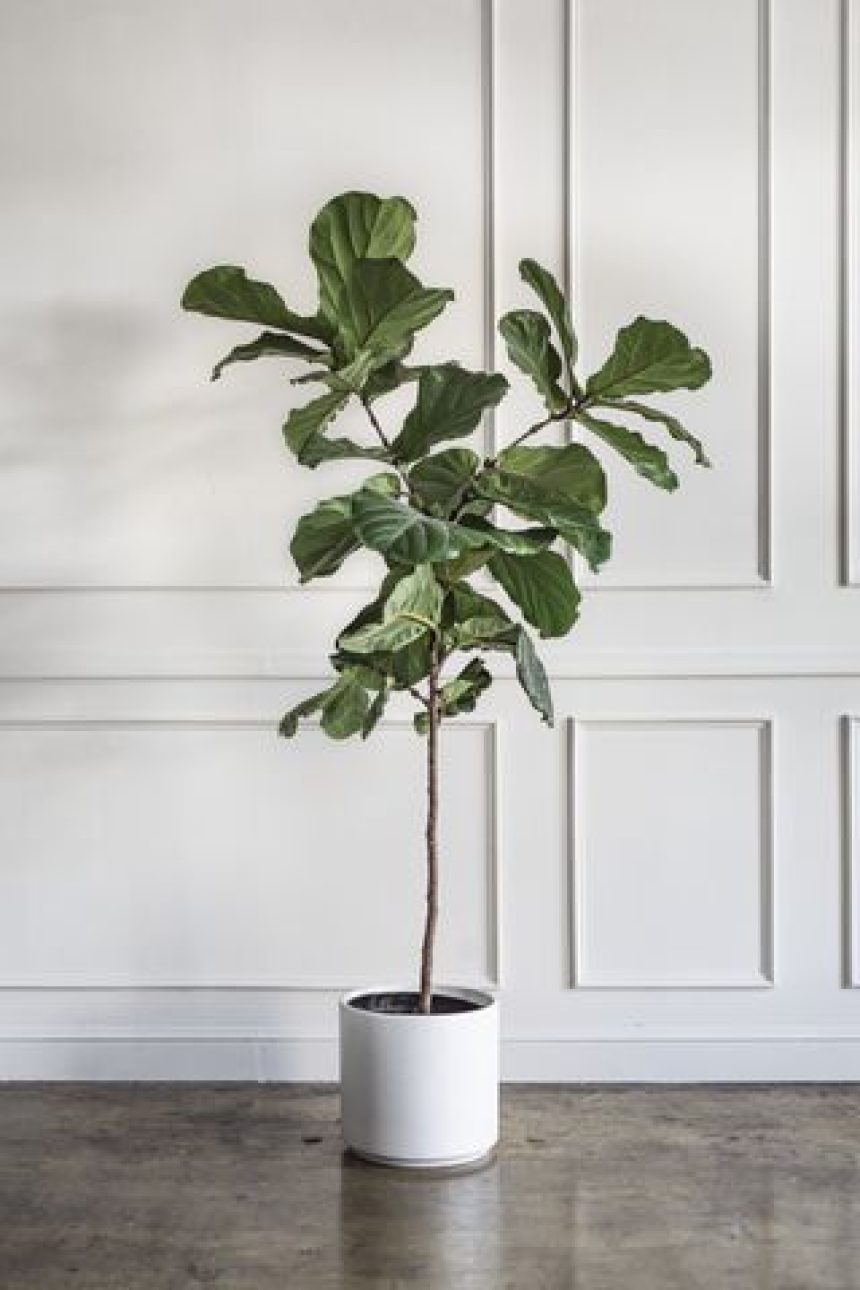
182, 190, 712, 737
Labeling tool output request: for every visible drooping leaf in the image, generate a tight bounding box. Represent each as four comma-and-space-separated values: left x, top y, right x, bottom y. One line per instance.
320, 672, 372, 739
596, 396, 711, 467
488, 549, 580, 637
512, 627, 553, 726
519, 258, 577, 378
414, 658, 492, 733
574, 410, 678, 491
391, 364, 508, 461
333, 258, 453, 367
408, 448, 480, 513
290, 495, 357, 582
310, 192, 418, 323
586, 317, 711, 398
279, 670, 370, 740
443, 587, 553, 725
181, 265, 331, 341
211, 330, 325, 380
288, 432, 389, 468
283, 390, 349, 461
498, 310, 567, 414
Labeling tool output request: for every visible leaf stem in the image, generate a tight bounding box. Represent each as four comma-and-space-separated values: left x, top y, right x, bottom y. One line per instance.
360, 396, 416, 500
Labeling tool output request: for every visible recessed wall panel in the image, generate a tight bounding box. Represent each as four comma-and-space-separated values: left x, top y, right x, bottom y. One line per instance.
573, 0, 765, 586
571, 720, 771, 987
0, 722, 496, 987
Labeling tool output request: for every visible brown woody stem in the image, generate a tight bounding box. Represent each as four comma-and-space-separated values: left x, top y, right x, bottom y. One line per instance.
418, 642, 441, 1014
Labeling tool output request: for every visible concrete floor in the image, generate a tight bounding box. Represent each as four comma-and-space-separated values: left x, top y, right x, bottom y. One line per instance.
1, 1085, 859, 1289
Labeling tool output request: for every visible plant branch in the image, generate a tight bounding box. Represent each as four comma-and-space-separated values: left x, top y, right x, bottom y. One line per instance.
359, 396, 416, 499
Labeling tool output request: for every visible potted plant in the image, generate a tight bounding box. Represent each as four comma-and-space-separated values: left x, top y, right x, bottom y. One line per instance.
181, 191, 711, 1167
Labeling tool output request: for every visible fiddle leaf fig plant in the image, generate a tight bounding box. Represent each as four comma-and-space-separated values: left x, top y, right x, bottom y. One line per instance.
182, 190, 712, 1015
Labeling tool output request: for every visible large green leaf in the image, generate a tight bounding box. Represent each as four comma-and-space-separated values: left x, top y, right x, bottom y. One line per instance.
586, 317, 711, 398
391, 364, 508, 461
488, 549, 580, 637
338, 564, 442, 654
414, 658, 492, 734
519, 259, 577, 377
211, 330, 325, 380
181, 265, 331, 341
279, 670, 370, 740
574, 410, 678, 491
498, 310, 567, 414
408, 448, 480, 513
310, 192, 417, 323
290, 495, 357, 582
333, 258, 453, 367
596, 396, 711, 467
351, 491, 485, 565
476, 443, 611, 571
496, 444, 607, 513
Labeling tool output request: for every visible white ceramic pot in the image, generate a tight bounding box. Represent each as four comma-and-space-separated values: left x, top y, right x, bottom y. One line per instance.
339, 986, 499, 1168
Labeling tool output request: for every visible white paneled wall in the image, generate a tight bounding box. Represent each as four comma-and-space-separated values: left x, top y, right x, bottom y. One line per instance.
0, 0, 858, 1079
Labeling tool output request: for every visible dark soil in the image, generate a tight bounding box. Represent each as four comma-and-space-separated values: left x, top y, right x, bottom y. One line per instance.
348, 992, 483, 1015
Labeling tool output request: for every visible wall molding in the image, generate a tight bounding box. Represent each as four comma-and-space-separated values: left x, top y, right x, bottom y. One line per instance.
566, 717, 775, 990
2, 1033, 859, 1082
0, 717, 502, 994
566, 0, 773, 591
842, 714, 858, 985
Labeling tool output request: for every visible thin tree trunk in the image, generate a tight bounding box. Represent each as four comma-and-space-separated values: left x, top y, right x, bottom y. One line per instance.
418, 648, 440, 1014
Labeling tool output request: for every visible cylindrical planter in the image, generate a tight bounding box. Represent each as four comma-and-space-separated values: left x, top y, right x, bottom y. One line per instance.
339, 986, 499, 1168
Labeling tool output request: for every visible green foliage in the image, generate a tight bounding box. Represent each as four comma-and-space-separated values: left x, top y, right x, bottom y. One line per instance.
392, 364, 508, 462
182, 194, 713, 743
498, 310, 567, 415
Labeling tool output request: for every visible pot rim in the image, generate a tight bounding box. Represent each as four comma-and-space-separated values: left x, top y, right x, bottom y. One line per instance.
340, 985, 497, 1019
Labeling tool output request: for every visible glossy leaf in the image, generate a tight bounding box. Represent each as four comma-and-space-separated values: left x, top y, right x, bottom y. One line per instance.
181, 265, 331, 341
392, 364, 508, 461
333, 258, 453, 367
498, 310, 567, 414
477, 444, 611, 571
496, 444, 607, 513
351, 491, 485, 566
519, 258, 577, 376
290, 494, 357, 582
574, 410, 678, 491
339, 564, 441, 654
408, 448, 480, 513
310, 192, 417, 323
211, 330, 325, 380
488, 549, 580, 637
586, 317, 711, 398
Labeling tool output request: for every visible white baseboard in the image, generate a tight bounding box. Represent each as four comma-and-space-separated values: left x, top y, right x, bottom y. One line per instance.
1, 1036, 859, 1082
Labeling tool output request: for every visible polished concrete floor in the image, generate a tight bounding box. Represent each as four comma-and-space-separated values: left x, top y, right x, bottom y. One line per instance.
1, 1084, 859, 1289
